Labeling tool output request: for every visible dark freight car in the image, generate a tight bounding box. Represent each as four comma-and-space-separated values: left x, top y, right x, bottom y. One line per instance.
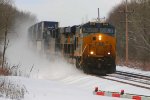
28, 21, 59, 54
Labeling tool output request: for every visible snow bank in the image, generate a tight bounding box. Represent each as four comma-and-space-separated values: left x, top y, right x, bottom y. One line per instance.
1, 76, 130, 100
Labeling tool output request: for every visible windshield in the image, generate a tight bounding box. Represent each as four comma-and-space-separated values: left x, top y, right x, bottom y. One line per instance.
100, 28, 114, 34
82, 27, 115, 34
82, 28, 99, 33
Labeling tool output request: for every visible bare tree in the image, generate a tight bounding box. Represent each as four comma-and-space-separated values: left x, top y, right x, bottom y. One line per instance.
0, 0, 15, 69
107, 0, 150, 69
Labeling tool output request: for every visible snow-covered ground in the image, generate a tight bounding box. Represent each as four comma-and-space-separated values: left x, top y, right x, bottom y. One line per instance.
0, 76, 129, 100
1, 66, 150, 100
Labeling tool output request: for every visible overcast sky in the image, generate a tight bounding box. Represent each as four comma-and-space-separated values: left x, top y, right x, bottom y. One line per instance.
14, 0, 123, 26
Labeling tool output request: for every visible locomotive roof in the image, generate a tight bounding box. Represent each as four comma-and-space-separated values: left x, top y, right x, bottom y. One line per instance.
82, 22, 115, 28
29, 21, 59, 28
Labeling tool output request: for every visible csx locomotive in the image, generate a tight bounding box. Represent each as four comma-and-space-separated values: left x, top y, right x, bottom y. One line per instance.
28, 21, 116, 74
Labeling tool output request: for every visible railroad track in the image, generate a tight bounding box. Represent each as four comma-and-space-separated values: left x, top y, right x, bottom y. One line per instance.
108, 72, 150, 86
116, 71, 150, 80
100, 76, 150, 90
99, 71, 150, 90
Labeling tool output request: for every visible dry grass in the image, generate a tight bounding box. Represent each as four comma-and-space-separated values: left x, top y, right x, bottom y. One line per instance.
0, 64, 28, 99
0, 78, 28, 99
0, 64, 22, 76
0, 67, 12, 76
117, 59, 150, 71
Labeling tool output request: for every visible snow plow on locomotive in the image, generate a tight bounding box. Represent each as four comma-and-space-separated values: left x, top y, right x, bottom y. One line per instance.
28, 21, 116, 75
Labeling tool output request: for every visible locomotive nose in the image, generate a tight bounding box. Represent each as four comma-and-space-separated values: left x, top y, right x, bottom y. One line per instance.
89, 41, 112, 57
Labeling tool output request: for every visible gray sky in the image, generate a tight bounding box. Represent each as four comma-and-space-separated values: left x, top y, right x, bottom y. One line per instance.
15, 0, 123, 26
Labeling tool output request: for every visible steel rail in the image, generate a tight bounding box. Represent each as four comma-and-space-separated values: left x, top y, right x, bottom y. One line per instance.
99, 76, 150, 90
108, 74, 150, 86
116, 71, 150, 80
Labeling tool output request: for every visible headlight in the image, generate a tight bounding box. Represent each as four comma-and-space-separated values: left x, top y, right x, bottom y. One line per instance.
108, 52, 110, 55
90, 51, 94, 55
99, 35, 102, 40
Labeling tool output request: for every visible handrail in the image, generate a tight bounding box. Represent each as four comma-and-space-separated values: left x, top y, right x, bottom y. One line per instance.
78, 44, 89, 66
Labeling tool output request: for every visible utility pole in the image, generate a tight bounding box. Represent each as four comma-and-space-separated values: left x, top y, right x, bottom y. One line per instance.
119, 0, 133, 66
125, 0, 128, 66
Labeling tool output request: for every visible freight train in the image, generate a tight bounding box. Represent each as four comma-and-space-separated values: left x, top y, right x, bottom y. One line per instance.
28, 21, 116, 74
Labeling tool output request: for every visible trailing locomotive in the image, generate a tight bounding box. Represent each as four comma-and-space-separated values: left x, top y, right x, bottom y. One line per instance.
28, 21, 116, 74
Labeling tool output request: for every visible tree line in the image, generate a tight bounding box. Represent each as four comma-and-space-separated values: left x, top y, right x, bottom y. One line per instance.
107, 0, 150, 70
0, 0, 36, 71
